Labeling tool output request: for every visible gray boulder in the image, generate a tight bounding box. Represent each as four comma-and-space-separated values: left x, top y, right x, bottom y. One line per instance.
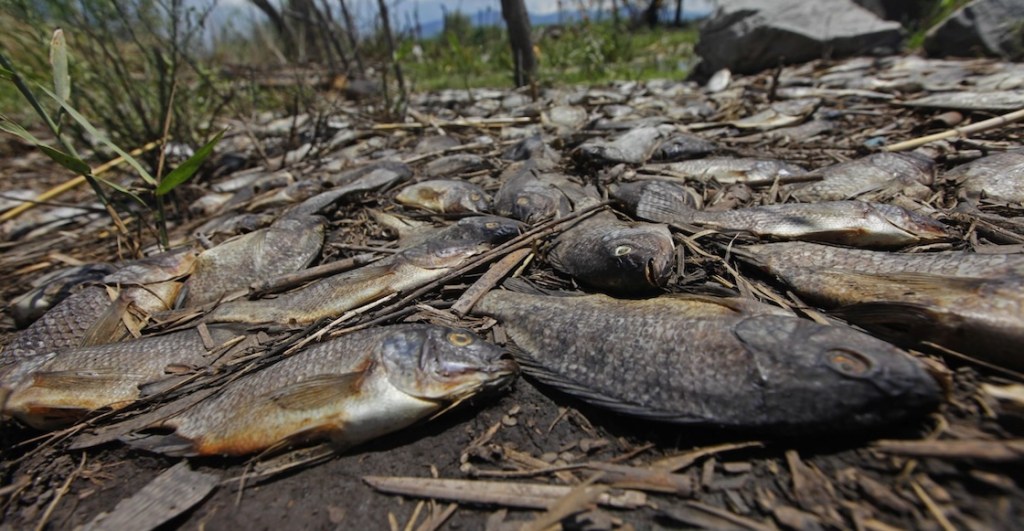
924, 0, 1024, 61
694, 0, 903, 77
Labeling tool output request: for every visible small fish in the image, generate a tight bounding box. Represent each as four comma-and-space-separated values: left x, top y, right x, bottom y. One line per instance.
2, 248, 198, 367
395, 180, 491, 213
572, 127, 665, 166
787, 153, 935, 201
944, 151, 1024, 204
206, 218, 520, 326
500, 135, 559, 162
122, 325, 517, 456
617, 181, 950, 248
651, 134, 717, 162
423, 154, 489, 178
729, 98, 820, 130
493, 168, 588, 223
472, 290, 940, 431
734, 242, 1024, 370
3, 325, 245, 429
645, 157, 808, 185
246, 179, 324, 211
10, 264, 116, 329
547, 213, 675, 293
180, 215, 326, 307
286, 161, 412, 218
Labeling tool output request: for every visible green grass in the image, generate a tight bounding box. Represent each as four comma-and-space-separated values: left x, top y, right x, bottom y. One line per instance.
401, 19, 699, 92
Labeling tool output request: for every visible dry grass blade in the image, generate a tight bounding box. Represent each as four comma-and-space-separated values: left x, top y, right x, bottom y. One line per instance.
519, 474, 607, 531
362, 476, 646, 510
451, 248, 532, 317
35, 453, 86, 531
414, 503, 457, 531
883, 107, 1024, 152
248, 252, 378, 297
875, 439, 1024, 461
650, 441, 762, 472
911, 480, 957, 531
81, 461, 219, 531
659, 501, 775, 531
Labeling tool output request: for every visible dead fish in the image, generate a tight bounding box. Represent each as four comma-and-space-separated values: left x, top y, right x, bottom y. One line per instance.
2, 248, 198, 367
645, 157, 808, 185
729, 98, 820, 130
423, 154, 489, 178
572, 126, 665, 166
247, 179, 324, 211
734, 242, 1024, 370
788, 152, 936, 202
10, 264, 116, 329
618, 181, 950, 248
547, 213, 675, 293
395, 180, 491, 214
206, 220, 518, 326
901, 91, 1024, 111
500, 135, 559, 162
493, 168, 589, 223
652, 134, 717, 162
286, 162, 412, 218
472, 290, 941, 431
180, 215, 326, 307
3, 325, 245, 429
944, 151, 1024, 204
122, 325, 516, 456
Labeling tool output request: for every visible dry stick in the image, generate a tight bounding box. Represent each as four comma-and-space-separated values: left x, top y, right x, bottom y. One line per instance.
414, 503, 457, 531
911, 480, 957, 531
35, 453, 86, 531
0, 140, 161, 223
248, 253, 378, 298
371, 117, 534, 130
451, 248, 532, 317
883, 107, 1024, 152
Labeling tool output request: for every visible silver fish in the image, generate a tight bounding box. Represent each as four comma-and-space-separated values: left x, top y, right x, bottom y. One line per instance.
645, 157, 808, 185
787, 153, 935, 202
944, 151, 1024, 204
395, 180, 491, 213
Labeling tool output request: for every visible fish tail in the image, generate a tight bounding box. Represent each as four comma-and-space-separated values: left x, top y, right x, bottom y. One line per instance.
121, 431, 199, 457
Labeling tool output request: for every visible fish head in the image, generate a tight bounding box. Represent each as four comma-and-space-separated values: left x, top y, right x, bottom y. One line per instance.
457, 188, 492, 213
509, 187, 569, 223
448, 216, 526, 244
872, 204, 950, 243
597, 224, 676, 290
734, 315, 942, 429
400, 238, 491, 270
380, 325, 518, 401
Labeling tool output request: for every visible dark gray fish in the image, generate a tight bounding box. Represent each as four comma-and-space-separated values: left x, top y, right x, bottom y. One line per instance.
501, 135, 558, 162
493, 167, 588, 223
944, 151, 1024, 204
734, 242, 1024, 371
652, 134, 717, 162
618, 181, 950, 248
646, 158, 808, 185
788, 153, 935, 201
472, 291, 940, 431
286, 161, 411, 218
180, 215, 326, 307
423, 154, 489, 178
123, 325, 516, 456
10, 264, 116, 329
395, 180, 491, 213
572, 127, 664, 166
547, 213, 675, 293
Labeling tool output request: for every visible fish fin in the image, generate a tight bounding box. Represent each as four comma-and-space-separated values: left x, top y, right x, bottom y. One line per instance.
500, 277, 582, 297
121, 431, 198, 457
29, 369, 136, 389
514, 352, 707, 423
827, 270, 990, 294
265, 373, 366, 411
80, 296, 132, 346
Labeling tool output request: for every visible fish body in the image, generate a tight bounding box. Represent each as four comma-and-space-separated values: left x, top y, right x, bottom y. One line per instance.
473, 291, 940, 431
788, 153, 935, 201
10, 264, 116, 329
493, 170, 590, 223
729, 98, 819, 130
652, 134, 717, 162
735, 242, 1024, 370
619, 181, 949, 247
423, 154, 489, 178
124, 325, 517, 456
573, 127, 664, 166
547, 213, 675, 293
3, 326, 243, 429
646, 158, 807, 185
181, 215, 326, 307
944, 151, 1024, 204
395, 180, 491, 213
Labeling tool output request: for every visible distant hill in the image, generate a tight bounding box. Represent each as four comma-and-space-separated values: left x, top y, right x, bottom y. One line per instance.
413, 6, 710, 39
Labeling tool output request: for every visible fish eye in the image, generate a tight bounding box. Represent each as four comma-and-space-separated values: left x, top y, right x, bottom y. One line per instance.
485, 222, 499, 229
447, 332, 474, 347
470, 193, 482, 201
613, 245, 632, 256
515, 197, 530, 206
825, 349, 873, 377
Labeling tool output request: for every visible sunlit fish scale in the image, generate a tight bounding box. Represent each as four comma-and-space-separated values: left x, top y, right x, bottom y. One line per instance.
734, 242, 1024, 370
472, 291, 940, 431
122, 325, 517, 457
618, 181, 950, 248
395, 180, 491, 214
3, 326, 243, 430
944, 151, 1024, 204
1, 248, 198, 365
180, 215, 326, 307
546, 213, 675, 293
787, 152, 935, 202
206, 239, 485, 326
645, 157, 808, 185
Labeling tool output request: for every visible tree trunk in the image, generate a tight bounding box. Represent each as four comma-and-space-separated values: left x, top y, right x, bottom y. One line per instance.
674, 0, 684, 26
644, 0, 662, 28
248, 0, 295, 56
500, 0, 536, 87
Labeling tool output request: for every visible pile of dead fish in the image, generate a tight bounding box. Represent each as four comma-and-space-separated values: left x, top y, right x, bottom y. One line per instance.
2, 54, 1023, 462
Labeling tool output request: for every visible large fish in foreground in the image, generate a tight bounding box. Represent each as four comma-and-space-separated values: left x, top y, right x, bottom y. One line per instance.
472, 290, 941, 431
122, 325, 517, 456
614, 181, 950, 248
734, 242, 1024, 371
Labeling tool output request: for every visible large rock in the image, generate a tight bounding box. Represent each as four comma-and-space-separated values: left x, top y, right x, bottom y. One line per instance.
924, 0, 1024, 61
693, 0, 903, 77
